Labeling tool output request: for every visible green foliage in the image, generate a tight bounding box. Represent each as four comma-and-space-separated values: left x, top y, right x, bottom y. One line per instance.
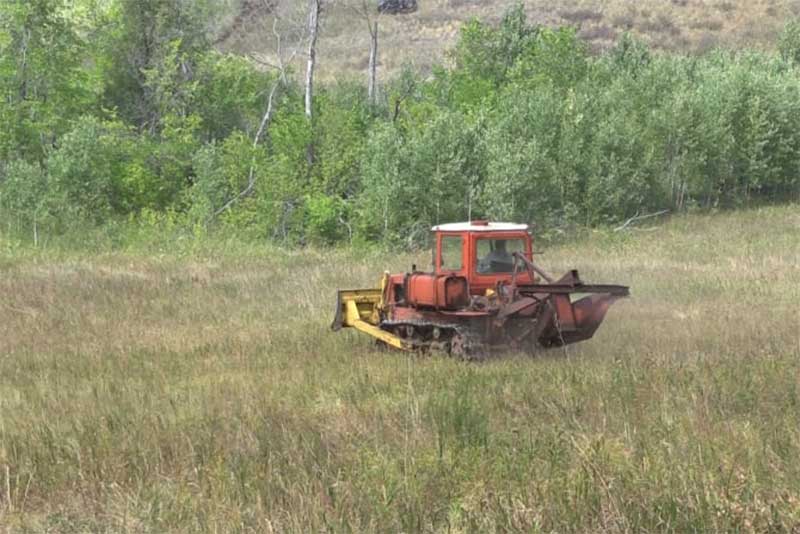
1, 2, 799, 247
100, 0, 213, 130
778, 18, 800, 65
312, 84, 370, 199
0, 0, 92, 161
188, 130, 261, 223
46, 116, 147, 221
609, 33, 651, 75
450, 4, 538, 87
444, 4, 538, 109
305, 193, 348, 244
193, 52, 273, 140
0, 160, 52, 228
508, 27, 588, 90
254, 103, 312, 241
357, 110, 484, 245
481, 88, 562, 223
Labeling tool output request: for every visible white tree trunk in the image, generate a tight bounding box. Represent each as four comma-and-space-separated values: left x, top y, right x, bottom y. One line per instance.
305, 0, 320, 120
368, 21, 378, 105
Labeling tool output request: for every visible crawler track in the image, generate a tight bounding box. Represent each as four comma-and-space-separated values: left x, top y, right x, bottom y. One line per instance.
380, 320, 487, 360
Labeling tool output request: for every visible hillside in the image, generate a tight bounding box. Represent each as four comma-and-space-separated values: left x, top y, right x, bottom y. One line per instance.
216, 0, 800, 78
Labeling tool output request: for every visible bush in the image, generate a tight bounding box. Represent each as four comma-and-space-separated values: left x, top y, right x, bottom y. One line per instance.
355, 110, 484, 246
305, 194, 348, 244
779, 18, 800, 65
46, 116, 157, 221
188, 130, 262, 225
0, 159, 54, 232
193, 51, 274, 140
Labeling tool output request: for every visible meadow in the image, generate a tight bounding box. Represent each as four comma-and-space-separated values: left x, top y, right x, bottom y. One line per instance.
1, 205, 799, 532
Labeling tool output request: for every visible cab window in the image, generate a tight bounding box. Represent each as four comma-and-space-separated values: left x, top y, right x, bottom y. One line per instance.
476, 238, 526, 274
440, 236, 463, 271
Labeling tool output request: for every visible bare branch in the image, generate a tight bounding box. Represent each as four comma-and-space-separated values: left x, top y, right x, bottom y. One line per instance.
206, 4, 307, 224
614, 210, 670, 232
248, 55, 281, 70
207, 79, 282, 222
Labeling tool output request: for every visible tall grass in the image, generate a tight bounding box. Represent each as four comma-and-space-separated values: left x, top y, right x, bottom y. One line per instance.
1, 206, 799, 531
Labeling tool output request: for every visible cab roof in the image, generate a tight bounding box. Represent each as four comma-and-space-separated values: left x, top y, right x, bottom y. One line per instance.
431, 221, 529, 233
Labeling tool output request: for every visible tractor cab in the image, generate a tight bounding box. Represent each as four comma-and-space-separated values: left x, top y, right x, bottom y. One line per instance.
432, 220, 535, 296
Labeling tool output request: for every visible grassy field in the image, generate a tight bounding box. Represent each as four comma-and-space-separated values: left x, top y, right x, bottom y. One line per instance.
1, 206, 799, 531
216, 0, 800, 79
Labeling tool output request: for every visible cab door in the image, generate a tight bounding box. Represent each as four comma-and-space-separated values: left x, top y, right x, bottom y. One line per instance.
436, 232, 466, 276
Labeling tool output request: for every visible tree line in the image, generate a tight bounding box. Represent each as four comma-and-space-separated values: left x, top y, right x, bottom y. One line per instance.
2, 1, 800, 247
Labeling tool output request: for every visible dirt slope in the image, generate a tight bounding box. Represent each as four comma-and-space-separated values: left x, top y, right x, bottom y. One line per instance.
214, 0, 800, 80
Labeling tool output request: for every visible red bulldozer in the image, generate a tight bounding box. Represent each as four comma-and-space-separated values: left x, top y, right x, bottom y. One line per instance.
332, 221, 629, 359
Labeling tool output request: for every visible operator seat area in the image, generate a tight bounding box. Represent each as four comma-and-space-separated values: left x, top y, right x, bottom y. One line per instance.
476, 237, 526, 274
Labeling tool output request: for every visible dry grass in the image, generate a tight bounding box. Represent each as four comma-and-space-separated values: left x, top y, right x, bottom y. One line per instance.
215, 0, 800, 80
1, 206, 800, 531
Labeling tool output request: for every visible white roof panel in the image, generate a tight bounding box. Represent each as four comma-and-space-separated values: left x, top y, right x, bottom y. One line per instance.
431, 222, 529, 232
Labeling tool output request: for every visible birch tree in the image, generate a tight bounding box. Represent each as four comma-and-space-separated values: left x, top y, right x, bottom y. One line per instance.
304, 0, 321, 120
349, 0, 381, 106
209, 3, 307, 221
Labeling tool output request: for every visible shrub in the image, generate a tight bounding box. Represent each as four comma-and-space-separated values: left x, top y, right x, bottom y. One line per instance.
356, 110, 484, 246
188, 130, 262, 224
778, 18, 800, 64
0, 159, 56, 234
305, 194, 348, 244
46, 116, 143, 221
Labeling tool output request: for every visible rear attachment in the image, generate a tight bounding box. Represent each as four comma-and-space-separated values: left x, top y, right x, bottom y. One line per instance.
507, 257, 629, 347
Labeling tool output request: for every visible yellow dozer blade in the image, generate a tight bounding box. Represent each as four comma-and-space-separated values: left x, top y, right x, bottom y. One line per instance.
330, 288, 409, 350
